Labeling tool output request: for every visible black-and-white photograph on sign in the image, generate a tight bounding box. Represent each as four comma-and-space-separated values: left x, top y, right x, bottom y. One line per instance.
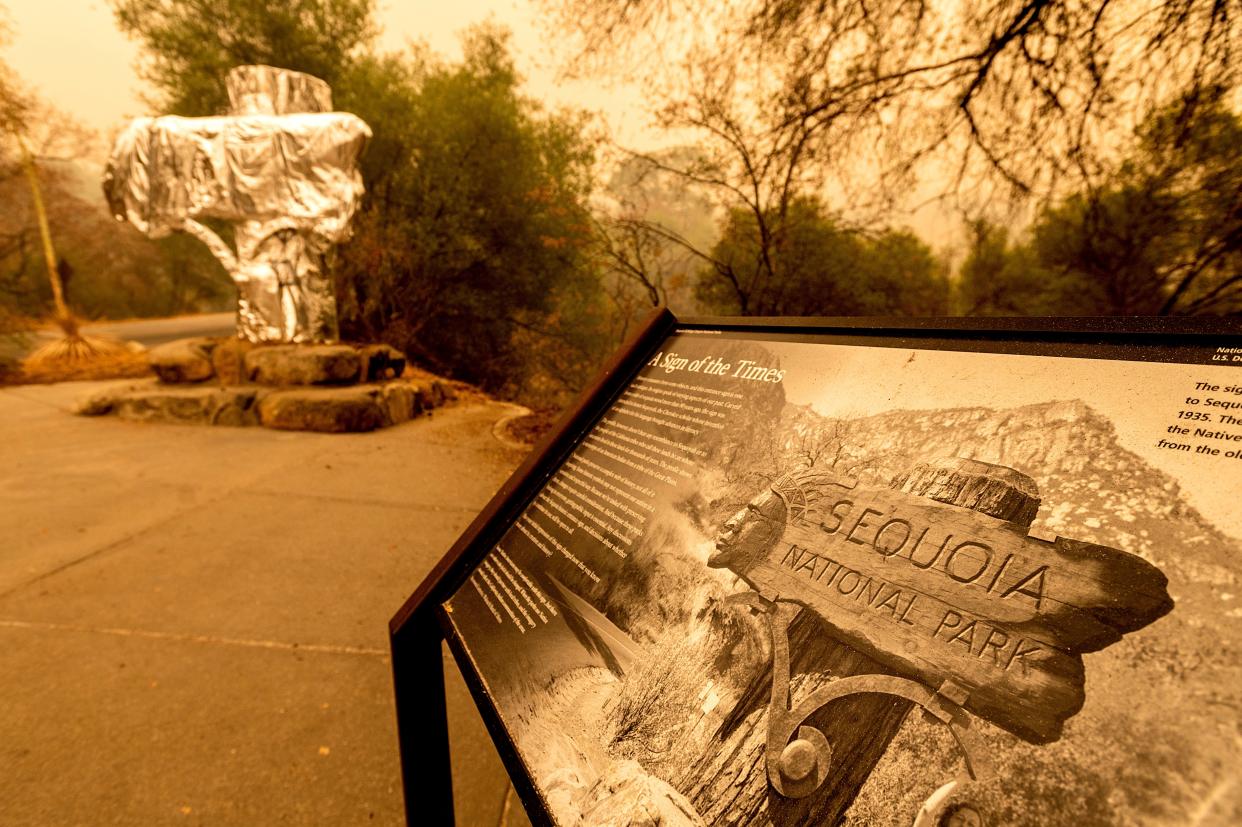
443, 328, 1242, 826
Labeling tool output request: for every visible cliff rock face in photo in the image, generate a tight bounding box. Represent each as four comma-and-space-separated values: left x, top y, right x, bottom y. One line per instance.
780, 399, 1236, 580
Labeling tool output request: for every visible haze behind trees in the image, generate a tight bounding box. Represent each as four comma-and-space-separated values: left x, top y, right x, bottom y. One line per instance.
0, 12, 228, 336
1, 0, 1238, 404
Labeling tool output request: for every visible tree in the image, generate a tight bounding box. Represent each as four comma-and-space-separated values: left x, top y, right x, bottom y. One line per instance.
602, 69, 859, 318
696, 195, 949, 316
959, 94, 1242, 316
111, 0, 376, 115
331, 28, 603, 398
1030, 93, 1242, 314
551, 0, 1031, 323
546, 0, 1238, 201
0, 16, 53, 332
590, 149, 717, 341
858, 230, 953, 316
1138, 94, 1242, 313
0, 149, 233, 322
112, 1, 608, 399
537, 0, 1240, 323
955, 219, 1073, 315
0, 10, 240, 335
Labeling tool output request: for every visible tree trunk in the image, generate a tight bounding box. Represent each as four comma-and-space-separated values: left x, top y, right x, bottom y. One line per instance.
676, 610, 912, 826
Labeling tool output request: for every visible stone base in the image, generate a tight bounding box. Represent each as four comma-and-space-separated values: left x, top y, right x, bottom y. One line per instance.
76, 376, 455, 433
146, 337, 407, 387
82, 336, 454, 433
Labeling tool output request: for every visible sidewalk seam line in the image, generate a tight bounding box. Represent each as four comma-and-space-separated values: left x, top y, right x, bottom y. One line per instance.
0, 618, 387, 657
243, 489, 482, 512
0, 487, 238, 600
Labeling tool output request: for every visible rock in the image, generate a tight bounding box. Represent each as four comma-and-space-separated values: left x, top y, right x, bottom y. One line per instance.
75, 353, 450, 432
577, 760, 705, 827
416, 379, 457, 409
244, 344, 362, 386
359, 344, 406, 382
406, 380, 452, 413
257, 386, 388, 432
148, 337, 217, 383
542, 766, 588, 825
211, 337, 255, 385
381, 382, 415, 426
407, 381, 432, 414
75, 388, 122, 416
113, 386, 259, 426
212, 396, 261, 426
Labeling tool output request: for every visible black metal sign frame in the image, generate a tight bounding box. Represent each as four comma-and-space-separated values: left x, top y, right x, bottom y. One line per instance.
388, 310, 1240, 826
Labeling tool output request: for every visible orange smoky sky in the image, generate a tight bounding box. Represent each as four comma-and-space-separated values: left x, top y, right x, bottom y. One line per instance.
2, 1, 958, 243
1, 0, 656, 147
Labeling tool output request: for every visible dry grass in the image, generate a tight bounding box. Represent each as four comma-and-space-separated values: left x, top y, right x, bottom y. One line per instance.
9, 348, 152, 385
607, 632, 710, 761
5, 312, 146, 385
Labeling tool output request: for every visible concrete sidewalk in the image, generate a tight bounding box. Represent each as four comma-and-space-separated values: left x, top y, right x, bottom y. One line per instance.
0, 380, 534, 826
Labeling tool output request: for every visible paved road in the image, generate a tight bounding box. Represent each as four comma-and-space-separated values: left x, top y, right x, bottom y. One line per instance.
0, 380, 534, 826
5, 313, 236, 361
69, 312, 238, 347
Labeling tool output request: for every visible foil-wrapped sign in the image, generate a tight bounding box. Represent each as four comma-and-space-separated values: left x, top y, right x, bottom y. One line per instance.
709, 459, 1173, 744
103, 65, 371, 343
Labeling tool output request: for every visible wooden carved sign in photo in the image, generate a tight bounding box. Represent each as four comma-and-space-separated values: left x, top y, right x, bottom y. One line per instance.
709, 457, 1173, 810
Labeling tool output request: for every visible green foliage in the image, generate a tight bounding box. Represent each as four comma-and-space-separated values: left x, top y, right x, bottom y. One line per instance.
110, 0, 608, 400
332, 28, 604, 398
958, 95, 1242, 316
70, 231, 231, 318
696, 196, 950, 317
111, 0, 376, 114
1028, 190, 1178, 314
956, 220, 1078, 316
861, 231, 952, 317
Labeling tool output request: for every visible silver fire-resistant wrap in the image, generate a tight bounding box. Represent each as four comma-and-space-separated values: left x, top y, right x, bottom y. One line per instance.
227, 64, 332, 116
102, 66, 371, 344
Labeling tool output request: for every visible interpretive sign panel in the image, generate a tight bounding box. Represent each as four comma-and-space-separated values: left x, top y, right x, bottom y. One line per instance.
391, 314, 1242, 827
